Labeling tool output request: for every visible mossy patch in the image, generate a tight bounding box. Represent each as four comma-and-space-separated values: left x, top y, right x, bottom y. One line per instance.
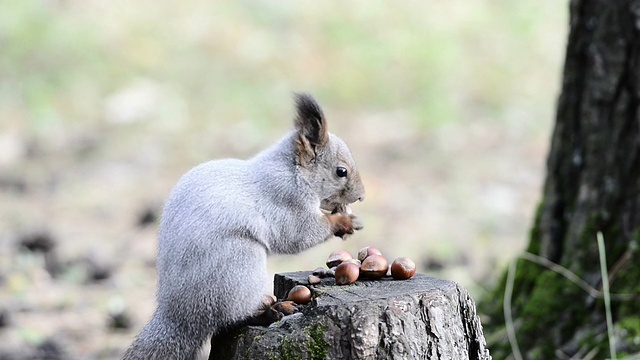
305, 323, 329, 360
525, 200, 545, 255
518, 271, 585, 358
619, 316, 640, 356
481, 213, 640, 359
613, 231, 640, 316
271, 321, 329, 360
608, 232, 640, 355
246, 333, 264, 360
280, 336, 302, 360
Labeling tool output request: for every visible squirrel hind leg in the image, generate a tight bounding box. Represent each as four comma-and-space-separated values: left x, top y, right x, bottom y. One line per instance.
244, 300, 299, 327
208, 302, 282, 358
123, 314, 205, 360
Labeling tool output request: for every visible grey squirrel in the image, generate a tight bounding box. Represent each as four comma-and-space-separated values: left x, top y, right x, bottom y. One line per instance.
122, 94, 365, 359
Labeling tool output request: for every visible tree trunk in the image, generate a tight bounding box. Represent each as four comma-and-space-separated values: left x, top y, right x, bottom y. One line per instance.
211, 272, 491, 360
482, 0, 640, 358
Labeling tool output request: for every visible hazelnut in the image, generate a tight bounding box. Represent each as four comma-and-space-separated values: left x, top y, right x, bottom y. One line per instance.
357, 246, 383, 262
326, 266, 337, 277
261, 294, 277, 309
335, 262, 360, 285
343, 258, 362, 267
254, 295, 278, 317
359, 255, 389, 279
287, 285, 312, 305
326, 250, 353, 268
308, 274, 322, 285
391, 257, 416, 280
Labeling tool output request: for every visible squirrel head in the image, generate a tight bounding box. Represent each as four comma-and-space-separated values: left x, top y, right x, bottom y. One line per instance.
293, 93, 365, 212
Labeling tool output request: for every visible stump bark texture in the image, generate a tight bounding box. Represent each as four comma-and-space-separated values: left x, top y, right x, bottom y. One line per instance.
211, 272, 491, 360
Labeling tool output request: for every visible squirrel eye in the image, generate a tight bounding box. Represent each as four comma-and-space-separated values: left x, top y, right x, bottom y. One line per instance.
336, 166, 348, 178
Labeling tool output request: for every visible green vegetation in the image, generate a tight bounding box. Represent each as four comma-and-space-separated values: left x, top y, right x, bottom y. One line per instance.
280, 336, 303, 360
270, 322, 328, 360
619, 316, 640, 357
306, 323, 329, 360
483, 212, 640, 358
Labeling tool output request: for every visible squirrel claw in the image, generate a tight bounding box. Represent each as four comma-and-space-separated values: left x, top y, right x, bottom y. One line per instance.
264, 307, 284, 323
329, 212, 363, 239
247, 306, 283, 327
272, 301, 299, 316
350, 215, 363, 231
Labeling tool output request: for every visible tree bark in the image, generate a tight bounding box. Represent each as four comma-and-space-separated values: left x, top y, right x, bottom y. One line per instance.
482, 1, 640, 358
211, 272, 491, 360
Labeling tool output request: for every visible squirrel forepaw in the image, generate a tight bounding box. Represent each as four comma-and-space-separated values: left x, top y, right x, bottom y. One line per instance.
329, 213, 364, 239
248, 300, 299, 327
272, 300, 299, 316
350, 214, 363, 231
264, 307, 284, 323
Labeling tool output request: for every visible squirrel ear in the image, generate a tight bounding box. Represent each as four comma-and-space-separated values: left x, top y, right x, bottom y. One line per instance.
294, 93, 328, 165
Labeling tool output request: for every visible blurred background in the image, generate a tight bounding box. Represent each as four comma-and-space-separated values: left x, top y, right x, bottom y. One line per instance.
0, 0, 567, 358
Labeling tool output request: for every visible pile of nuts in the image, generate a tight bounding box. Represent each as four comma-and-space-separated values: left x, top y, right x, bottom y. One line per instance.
284, 246, 417, 305
313, 246, 416, 285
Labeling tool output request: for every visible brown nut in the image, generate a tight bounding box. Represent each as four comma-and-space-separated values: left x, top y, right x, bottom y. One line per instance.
326, 250, 353, 268
343, 258, 361, 267
359, 254, 389, 280
287, 285, 312, 305
357, 246, 383, 262
335, 262, 360, 285
391, 257, 417, 280
326, 266, 337, 277
261, 294, 277, 309
308, 274, 322, 285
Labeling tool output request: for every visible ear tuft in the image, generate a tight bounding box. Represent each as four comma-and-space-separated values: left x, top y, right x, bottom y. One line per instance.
294, 93, 328, 165
294, 93, 328, 146
295, 93, 323, 122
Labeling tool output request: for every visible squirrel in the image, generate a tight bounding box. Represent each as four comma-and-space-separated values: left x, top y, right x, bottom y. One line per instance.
122, 93, 365, 359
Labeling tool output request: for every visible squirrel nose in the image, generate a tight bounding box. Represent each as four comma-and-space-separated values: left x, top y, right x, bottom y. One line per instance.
357, 187, 365, 202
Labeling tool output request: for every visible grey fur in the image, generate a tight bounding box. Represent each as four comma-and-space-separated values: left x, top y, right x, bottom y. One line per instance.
122, 94, 365, 359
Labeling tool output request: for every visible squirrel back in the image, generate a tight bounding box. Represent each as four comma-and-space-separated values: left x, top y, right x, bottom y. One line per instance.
123, 94, 365, 359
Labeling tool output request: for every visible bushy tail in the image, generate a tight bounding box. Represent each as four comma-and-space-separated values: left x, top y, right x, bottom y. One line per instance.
122, 314, 207, 360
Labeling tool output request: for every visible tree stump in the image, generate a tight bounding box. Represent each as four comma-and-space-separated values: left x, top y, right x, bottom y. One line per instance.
211, 272, 491, 360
